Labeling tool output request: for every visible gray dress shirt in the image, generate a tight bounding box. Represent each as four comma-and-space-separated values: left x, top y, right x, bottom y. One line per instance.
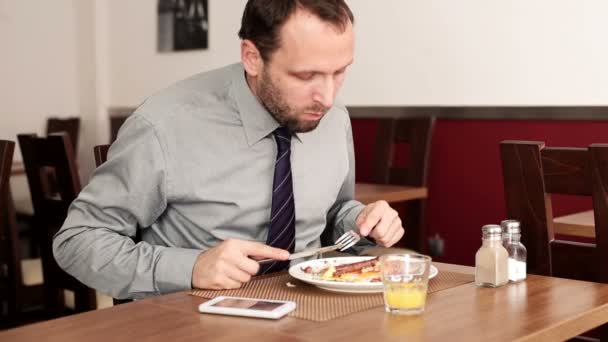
53, 63, 366, 299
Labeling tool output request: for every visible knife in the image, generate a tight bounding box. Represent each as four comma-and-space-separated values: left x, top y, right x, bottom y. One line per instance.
256, 244, 342, 264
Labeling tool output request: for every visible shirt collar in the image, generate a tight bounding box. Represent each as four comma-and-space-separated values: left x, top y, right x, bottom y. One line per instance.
230, 63, 305, 146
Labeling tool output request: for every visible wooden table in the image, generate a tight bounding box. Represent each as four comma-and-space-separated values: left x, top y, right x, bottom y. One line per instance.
3, 262, 608, 341
554, 210, 595, 238
355, 183, 427, 204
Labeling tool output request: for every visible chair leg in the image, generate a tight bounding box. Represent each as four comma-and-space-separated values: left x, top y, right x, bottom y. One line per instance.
74, 289, 97, 313
44, 286, 65, 318
1, 295, 18, 328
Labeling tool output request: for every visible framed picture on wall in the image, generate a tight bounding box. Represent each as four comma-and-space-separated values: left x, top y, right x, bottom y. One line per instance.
158, 0, 209, 52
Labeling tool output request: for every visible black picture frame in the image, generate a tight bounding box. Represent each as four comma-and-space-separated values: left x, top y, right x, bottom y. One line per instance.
158, 0, 208, 52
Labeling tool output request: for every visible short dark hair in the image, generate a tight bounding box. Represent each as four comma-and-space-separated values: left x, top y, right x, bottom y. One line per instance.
238, 0, 354, 62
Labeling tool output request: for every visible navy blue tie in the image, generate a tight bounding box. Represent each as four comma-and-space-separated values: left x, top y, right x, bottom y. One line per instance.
260, 127, 296, 274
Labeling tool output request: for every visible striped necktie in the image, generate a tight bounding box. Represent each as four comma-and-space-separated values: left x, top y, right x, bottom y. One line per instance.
259, 127, 296, 274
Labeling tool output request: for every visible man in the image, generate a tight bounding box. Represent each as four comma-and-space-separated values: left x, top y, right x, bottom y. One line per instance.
53, 0, 404, 299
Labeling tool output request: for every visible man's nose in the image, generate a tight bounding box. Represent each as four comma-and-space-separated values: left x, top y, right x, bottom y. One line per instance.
312, 78, 335, 109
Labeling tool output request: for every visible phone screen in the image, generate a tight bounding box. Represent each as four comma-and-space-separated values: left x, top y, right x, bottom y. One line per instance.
211, 298, 284, 312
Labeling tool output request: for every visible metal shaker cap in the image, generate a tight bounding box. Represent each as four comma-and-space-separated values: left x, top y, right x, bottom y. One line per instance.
482, 224, 502, 235
500, 220, 521, 234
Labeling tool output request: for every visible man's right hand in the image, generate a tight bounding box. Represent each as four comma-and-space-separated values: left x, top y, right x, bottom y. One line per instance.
191, 239, 289, 290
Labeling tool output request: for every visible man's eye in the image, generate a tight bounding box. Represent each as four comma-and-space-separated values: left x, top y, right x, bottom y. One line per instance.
295, 73, 314, 81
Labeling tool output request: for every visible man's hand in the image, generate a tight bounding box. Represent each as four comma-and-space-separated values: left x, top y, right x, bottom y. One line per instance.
191, 239, 289, 290
356, 200, 404, 247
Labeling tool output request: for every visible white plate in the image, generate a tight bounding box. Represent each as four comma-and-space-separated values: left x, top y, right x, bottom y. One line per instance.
288, 256, 438, 294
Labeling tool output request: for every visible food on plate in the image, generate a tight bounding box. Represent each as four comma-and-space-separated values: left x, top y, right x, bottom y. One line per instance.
302, 257, 380, 282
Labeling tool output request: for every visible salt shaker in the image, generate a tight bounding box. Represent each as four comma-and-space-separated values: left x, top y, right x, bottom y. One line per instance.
475, 224, 509, 287
501, 220, 527, 282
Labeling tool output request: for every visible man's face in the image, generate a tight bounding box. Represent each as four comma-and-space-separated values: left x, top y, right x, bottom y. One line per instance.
256, 10, 354, 132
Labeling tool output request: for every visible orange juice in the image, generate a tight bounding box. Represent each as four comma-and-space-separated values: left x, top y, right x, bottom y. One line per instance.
383, 281, 427, 313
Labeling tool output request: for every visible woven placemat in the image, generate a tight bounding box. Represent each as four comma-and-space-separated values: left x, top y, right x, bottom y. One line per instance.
191, 270, 473, 322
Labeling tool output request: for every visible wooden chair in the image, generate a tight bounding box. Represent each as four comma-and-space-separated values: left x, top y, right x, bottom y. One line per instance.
500, 140, 608, 340
0, 140, 20, 325
17, 133, 97, 316
46, 117, 81, 154
500, 140, 608, 280
0, 140, 45, 327
14, 117, 81, 257
366, 117, 435, 252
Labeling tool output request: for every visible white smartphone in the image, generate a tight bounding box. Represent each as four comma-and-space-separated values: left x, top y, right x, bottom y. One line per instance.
198, 296, 296, 320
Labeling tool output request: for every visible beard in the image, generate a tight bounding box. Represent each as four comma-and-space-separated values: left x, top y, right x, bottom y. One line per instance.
257, 69, 329, 133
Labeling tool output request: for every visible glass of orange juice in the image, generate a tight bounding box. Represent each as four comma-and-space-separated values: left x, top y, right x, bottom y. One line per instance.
380, 254, 432, 315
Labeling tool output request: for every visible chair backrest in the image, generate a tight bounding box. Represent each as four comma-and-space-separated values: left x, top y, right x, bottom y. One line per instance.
0, 140, 22, 317
371, 117, 436, 187
94, 144, 110, 167
46, 117, 81, 154
359, 117, 435, 252
17, 133, 96, 313
0, 141, 14, 197
500, 140, 608, 282
110, 116, 128, 143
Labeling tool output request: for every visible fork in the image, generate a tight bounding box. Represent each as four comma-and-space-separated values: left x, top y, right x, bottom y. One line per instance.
256, 230, 361, 264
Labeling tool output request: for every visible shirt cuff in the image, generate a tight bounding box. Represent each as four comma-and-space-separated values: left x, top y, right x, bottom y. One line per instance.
154, 247, 201, 294
340, 201, 366, 232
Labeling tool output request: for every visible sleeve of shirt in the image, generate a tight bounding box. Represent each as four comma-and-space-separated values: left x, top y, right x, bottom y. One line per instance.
323, 116, 372, 251
52, 114, 201, 299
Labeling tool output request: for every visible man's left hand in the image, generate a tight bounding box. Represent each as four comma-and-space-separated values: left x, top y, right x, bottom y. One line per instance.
356, 200, 404, 247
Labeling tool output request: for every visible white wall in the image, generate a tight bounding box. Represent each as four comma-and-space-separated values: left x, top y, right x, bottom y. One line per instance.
0, 0, 107, 211
106, 0, 246, 106
1, 0, 81, 213
105, 0, 608, 107
345, 0, 608, 105
0, 0, 80, 153
72, 0, 110, 180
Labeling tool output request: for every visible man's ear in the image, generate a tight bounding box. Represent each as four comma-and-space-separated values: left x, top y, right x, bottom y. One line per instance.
241, 40, 263, 77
